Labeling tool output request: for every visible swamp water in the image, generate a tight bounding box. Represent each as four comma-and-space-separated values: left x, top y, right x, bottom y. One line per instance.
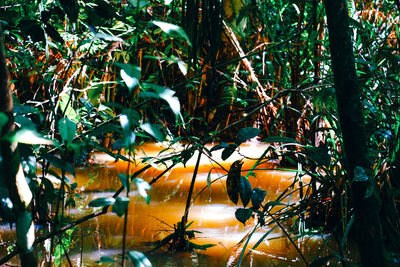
0, 143, 329, 266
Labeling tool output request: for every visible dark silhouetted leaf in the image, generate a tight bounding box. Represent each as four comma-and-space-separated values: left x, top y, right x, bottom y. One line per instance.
112, 196, 129, 217
42, 154, 75, 176
221, 144, 238, 160
235, 208, 253, 225
226, 161, 242, 204
19, 20, 45, 43
210, 142, 229, 152
44, 24, 64, 44
305, 146, 331, 167
88, 197, 115, 207
251, 188, 266, 209
239, 176, 252, 207
59, 0, 79, 22
236, 127, 261, 144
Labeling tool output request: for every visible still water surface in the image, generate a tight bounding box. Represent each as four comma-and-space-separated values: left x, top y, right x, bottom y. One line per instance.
1, 143, 328, 266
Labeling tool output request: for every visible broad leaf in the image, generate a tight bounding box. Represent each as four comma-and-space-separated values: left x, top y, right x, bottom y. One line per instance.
221, 144, 238, 161
236, 127, 261, 145
116, 63, 141, 92
96, 256, 116, 263
235, 208, 253, 225
141, 84, 181, 115
152, 21, 191, 46
140, 123, 164, 142
88, 197, 115, 207
16, 211, 34, 252
239, 176, 252, 208
59, 117, 76, 144
59, 0, 79, 22
210, 142, 229, 152
119, 173, 130, 189
112, 197, 130, 217
12, 129, 54, 145
42, 154, 75, 176
251, 188, 266, 209
226, 161, 242, 204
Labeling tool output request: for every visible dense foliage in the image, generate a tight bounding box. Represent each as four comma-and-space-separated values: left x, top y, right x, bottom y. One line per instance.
0, 0, 400, 266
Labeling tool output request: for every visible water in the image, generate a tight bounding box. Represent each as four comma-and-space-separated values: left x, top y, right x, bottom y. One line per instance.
0, 143, 329, 266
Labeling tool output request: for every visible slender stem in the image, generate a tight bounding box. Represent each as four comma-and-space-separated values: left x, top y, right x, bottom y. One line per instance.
181, 150, 202, 230
121, 150, 132, 267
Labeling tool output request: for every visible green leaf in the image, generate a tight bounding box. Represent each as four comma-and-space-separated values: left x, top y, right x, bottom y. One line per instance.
210, 142, 229, 152
88, 197, 115, 207
235, 208, 253, 225
0, 112, 8, 131
59, 93, 79, 122
304, 146, 331, 167
140, 123, 164, 142
12, 129, 54, 145
151, 21, 192, 46
129, 0, 150, 9
44, 24, 64, 44
42, 154, 75, 176
226, 161, 242, 204
239, 176, 252, 208
119, 173, 130, 189
236, 127, 261, 145
128, 251, 152, 267
134, 178, 151, 204
59, 0, 79, 22
221, 144, 238, 160
141, 84, 180, 115
251, 188, 266, 209
116, 63, 141, 91
59, 117, 76, 144
112, 196, 130, 217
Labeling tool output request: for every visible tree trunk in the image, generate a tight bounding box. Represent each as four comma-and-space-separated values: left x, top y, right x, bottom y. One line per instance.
323, 0, 387, 266
0, 29, 37, 266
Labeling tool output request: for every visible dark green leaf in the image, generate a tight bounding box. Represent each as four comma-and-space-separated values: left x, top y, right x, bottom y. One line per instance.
210, 142, 229, 152
140, 123, 164, 142
44, 24, 64, 44
119, 173, 130, 189
127, 251, 152, 267
141, 84, 180, 115
236, 127, 261, 145
226, 161, 242, 204
112, 197, 129, 217
19, 20, 45, 42
59, 117, 76, 144
42, 154, 75, 176
239, 176, 252, 208
116, 63, 141, 91
16, 211, 34, 251
221, 144, 238, 161
305, 146, 331, 167
59, 0, 79, 22
235, 208, 253, 225
88, 197, 115, 207
251, 188, 266, 209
